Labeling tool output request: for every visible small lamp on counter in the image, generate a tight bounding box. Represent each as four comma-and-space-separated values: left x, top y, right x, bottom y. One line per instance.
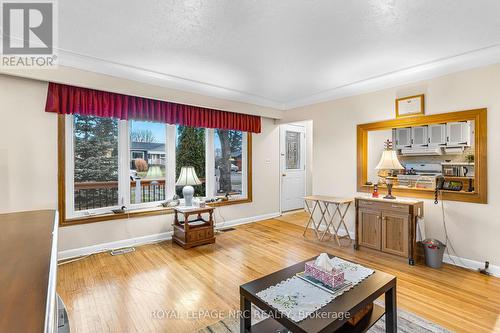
375, 140, 404, 200
176, 166, 202, 206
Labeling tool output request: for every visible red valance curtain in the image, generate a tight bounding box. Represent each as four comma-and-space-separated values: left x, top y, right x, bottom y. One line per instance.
45, 82, 261, 133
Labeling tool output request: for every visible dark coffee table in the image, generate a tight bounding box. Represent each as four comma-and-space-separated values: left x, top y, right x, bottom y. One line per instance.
239, 255, 397, 333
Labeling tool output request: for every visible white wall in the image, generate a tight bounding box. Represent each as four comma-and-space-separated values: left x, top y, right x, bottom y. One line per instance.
281, 63, 500, 267
0, 76, 58, 212
0, 74, 281, 253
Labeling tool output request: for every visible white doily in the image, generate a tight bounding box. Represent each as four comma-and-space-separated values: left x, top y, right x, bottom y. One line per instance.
329, 257, 374, 285
256, 276, 335, 322
255, 257, 374, 322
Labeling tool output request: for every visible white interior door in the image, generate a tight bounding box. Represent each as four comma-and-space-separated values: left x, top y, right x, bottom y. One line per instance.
280, 124, 306, 212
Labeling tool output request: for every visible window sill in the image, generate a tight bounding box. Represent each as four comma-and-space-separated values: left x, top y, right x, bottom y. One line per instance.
60, 197, 252, 226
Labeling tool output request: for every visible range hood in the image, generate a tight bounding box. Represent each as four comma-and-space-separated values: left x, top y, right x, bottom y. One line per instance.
400, 147, 443, 156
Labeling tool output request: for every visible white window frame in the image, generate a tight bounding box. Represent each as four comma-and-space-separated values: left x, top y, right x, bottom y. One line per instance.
126, 120, 168, 210
65, 117, 249, 219
66, 115, 123, 218
211, 130, 248, 200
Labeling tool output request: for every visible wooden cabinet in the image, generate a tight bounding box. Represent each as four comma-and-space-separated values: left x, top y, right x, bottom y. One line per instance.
358, 209, 381, 250
355, 198, 423, 265
381, 212, 409, 257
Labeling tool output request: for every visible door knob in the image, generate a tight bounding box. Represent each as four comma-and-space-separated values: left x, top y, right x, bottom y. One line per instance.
282, 173, 287, 177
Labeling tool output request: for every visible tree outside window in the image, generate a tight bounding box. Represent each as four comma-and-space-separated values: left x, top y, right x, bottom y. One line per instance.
176, 125, 206, 197
215, 130, 243, 196
73, 115, 119, 210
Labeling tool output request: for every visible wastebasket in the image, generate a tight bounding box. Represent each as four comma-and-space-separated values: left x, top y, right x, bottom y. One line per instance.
422, 239, 446, 268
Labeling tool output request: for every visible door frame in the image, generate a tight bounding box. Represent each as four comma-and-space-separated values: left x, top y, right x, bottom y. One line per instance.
279, 123, 307, 214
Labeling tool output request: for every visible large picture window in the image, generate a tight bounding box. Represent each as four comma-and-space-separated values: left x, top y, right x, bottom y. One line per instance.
61, 115, 251, 223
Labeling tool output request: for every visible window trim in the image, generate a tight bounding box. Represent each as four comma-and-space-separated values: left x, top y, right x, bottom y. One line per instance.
57, 115, 253, 226
125, 120, 167, 210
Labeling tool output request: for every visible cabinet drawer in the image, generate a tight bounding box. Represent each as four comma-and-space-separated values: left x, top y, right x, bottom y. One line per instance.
358, 200, 409, 214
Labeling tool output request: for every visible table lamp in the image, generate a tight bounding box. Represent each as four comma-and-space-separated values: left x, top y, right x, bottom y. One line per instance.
375, 140, 404, 199
176, 166, 202, 206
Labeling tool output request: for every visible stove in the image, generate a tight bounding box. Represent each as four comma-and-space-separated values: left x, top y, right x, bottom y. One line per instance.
397, 163, 442, 189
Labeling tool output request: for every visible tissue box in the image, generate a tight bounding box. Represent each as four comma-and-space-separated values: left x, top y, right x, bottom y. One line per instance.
304, 260, 344, 288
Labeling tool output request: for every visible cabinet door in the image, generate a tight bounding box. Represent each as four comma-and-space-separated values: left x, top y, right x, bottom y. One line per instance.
411, 126, 428, 147
381, 212, 409, 257
428, 124, 446, 146
395, 128, 411, 149
446, 121, 470, 146
358, 209, 381, 250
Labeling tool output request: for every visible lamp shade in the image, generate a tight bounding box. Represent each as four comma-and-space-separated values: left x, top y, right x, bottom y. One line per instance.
176, 166, 202, 186
375, 150, 404, 170
146, 165, 163, 179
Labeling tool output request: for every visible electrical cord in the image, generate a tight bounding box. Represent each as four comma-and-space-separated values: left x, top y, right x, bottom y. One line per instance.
439, 190, 474, 270
215, 205, 227, 231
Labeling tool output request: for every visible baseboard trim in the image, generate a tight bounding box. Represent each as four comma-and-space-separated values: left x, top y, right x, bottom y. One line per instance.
215, 212, 281, 230
443, 254, 500, 278
58, 212, 281, 261
58, 231, 174, 261
312, 226, 500, 277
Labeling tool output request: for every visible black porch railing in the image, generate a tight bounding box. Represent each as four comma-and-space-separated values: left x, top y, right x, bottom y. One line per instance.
74, 179, 166, 211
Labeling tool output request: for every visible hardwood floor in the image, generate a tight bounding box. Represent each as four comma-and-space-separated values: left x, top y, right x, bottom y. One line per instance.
57, 215, 500, 333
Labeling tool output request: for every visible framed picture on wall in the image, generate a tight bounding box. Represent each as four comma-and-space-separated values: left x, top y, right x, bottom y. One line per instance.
395, 94, 425, 118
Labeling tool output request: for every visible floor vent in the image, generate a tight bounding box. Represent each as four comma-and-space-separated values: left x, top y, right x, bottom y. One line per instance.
110, 247, 135, 256
218, 227, 236, 233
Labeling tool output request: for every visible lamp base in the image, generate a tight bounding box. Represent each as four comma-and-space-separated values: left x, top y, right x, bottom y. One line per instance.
182, 185, 194, 206
384, 179, 397, 200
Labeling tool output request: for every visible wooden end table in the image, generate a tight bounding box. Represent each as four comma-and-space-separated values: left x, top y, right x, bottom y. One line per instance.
172, 206, 215, 249
240, 254, 397, 333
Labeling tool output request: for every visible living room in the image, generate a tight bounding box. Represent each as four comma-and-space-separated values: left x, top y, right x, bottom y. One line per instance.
1, 1, 500, 333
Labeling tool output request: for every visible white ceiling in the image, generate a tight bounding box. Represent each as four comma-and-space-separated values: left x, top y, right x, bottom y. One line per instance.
57, 0, 500, 109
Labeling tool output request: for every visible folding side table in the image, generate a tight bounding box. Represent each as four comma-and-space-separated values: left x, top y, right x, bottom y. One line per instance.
303, 195, 354, 246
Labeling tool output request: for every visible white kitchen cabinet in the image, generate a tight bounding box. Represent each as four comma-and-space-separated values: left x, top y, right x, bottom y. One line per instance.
394, 127, 411, 149
428, 124, 446, 146
446, 121, 471, 146
411, 126, 428, 147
